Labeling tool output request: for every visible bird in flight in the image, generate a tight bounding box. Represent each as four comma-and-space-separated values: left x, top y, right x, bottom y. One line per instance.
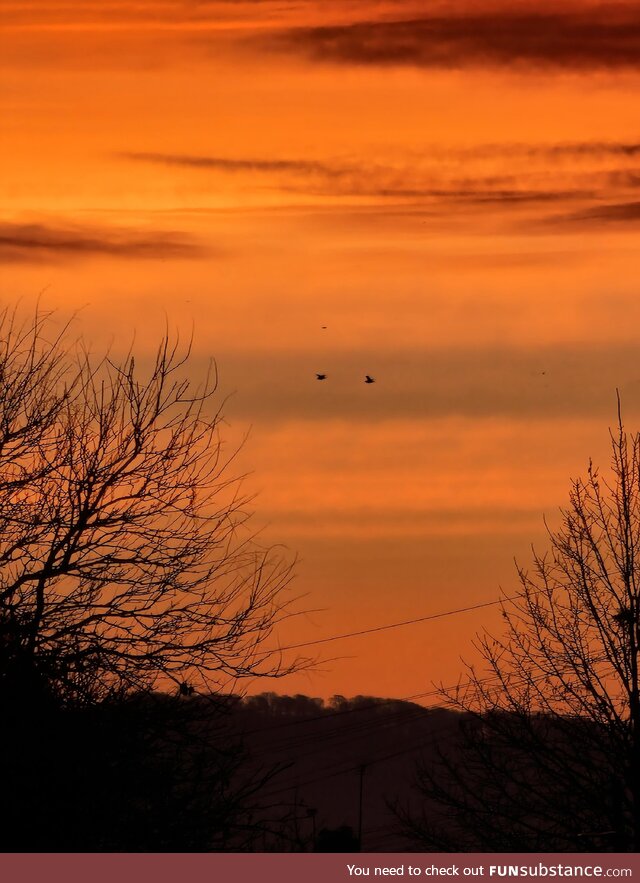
364, 375, 375, 384
316, 373, 327, 380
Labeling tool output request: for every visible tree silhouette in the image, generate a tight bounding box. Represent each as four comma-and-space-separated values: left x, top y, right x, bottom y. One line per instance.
0, 306, 297, 706
403, 401, 640, 851
0, 306, 299, 849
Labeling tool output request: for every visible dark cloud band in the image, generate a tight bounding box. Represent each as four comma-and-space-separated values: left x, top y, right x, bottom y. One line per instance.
212, 341, 640, 423
121, 151, 344, 176
261, 8, 640, 70
0, 221, 205, 263
121, 147, 640, 213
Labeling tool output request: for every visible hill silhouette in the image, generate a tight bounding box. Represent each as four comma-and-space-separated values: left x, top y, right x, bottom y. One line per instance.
231, 693, 459, 851
0, 688, 622, 851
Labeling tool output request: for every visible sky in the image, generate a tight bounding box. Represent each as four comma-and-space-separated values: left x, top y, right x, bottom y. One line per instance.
3, 0, 640, 700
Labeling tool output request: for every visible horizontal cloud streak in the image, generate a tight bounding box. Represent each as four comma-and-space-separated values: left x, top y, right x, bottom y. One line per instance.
209, 342, 640, 423
123, 142, 640, 170
120, 144, 640, 231
120, 149, 601, 206
121, 151, 348, 176
540, 142, 640, 158
8, 1, 640, 75
262, 7, 640, 70
551, 200, 640, 226
0, 221, 205, 263
277, 184, 591, 204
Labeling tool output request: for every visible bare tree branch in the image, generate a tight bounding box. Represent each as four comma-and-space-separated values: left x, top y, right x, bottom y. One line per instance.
401, 409, 640, 851
0, 308, 302, 707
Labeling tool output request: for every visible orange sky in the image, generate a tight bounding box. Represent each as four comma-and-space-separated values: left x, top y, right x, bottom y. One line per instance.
4, 0, 640, 701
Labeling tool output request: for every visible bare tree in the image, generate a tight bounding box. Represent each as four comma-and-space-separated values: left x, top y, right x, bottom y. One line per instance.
0, 305, 298, 707
403, 401, 640, 851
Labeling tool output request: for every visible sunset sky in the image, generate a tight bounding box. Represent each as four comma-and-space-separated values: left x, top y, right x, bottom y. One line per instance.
4, 0, 640, 700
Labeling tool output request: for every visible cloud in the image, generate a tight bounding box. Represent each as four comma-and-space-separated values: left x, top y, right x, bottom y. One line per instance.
121, 151, 347, 177
211, 342, 640, 424
445, 142, 640, 163
8, 1, 640, 75
261, 6, 640, 70
121, 150, 594, 206
278, 184, 591, 204
541, 142, 640, 159
551, 200, 640, 226
0, 221, 205, 263
262, 504, 544, 540
121, 146, 640, 230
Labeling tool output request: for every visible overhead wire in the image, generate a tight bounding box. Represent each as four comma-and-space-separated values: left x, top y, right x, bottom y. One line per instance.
276, 594, 517, 652
255, 657, 611, 802
238, 589, 526, 744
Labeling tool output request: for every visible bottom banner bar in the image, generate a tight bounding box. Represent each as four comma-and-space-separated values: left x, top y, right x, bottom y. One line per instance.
0, 853, 638, 883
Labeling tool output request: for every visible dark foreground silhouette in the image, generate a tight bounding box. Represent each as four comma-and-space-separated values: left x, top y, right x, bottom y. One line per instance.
1, 689, 628, 852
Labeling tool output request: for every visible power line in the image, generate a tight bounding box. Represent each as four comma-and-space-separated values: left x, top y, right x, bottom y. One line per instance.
240, 637, 556, 751
239, 589, 543, 747
254, 658, 609, 801
277, 594, 516, 652
257, 700, 441, 760
257, 701, 454, 801
243, 620, 611, 762
239, 686, 442, 740
240, 665, 528, 748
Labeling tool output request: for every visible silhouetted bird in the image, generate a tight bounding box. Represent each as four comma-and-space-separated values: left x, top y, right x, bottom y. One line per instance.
316, 373, 327, 380
364, 375, 375, 384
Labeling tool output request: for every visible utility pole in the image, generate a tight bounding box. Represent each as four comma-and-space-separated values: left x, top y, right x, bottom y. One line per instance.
307, 807, 317, 851
357, 763, 368, 851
